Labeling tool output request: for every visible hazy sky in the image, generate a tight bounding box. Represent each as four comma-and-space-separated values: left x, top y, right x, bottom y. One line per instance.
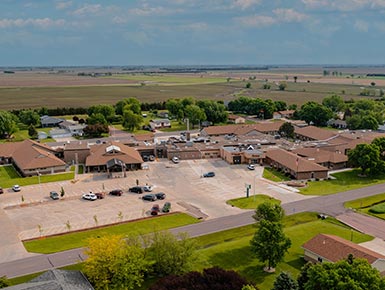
1, 0, 385, 66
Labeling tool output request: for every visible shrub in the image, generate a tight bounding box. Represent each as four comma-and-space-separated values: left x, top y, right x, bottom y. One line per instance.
369, 202, 385, 214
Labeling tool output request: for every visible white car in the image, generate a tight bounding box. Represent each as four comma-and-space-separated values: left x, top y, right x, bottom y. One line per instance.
12, 185, 21, 192
172, 157, 180, 164
143, 185, 153, 192
82, 193, 97, 201
247, 164, 255, 170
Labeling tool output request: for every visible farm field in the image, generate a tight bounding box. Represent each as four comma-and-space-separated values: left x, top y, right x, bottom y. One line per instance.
0, 68, 383, 110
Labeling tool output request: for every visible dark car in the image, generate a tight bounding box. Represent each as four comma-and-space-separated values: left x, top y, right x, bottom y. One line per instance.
155, 192, 166, 200
49, 191, 59, 200
109, 189, 123, 196
151, 204, 160, 215
142, 194, 156, 201
162, 202, 171, 213
129, 186, 144, 194
95, 192, 106, 199
203, 172, 215, 178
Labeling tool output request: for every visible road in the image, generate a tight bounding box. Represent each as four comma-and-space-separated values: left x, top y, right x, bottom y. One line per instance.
2, 182, 385, 278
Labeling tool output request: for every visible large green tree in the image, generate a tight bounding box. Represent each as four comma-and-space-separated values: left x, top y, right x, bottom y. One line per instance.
88, 104, 115, 122
196, 100, 228, 125
115, 98, 141, 115
87, 113, 107, 125
122, 109, 143, 132
302, 258, 385, 290
83, 235, 149, 290
250, 202, 291, 271
0, 110, 18, 139
322, 94, 345, 113
348, 143, 384, 175
185, 104, 206, 128
147, 231, 198, 276
298, 102, 333, 126
273, 271, 298, 290
278, 122, 295, 139
19, 110, 41, 126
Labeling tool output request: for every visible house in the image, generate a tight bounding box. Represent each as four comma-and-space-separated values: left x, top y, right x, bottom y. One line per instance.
50, 128, 73, 139
85, 141, 143, 175
158, 111, 169, 119
3, 269, 94, 289
265, 148, 328, 180
59, 121, 86, 136
37, 131, 48, 140
40, 115, 64, 128
273, 110, 295, 119
327, 119, 347, 129
228, 114, 245, 124
149, 119, 171, 130
0, 139, 66, 176
302, 234, 385, 275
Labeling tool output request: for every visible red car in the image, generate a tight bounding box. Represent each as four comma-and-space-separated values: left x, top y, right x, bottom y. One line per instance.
151, 204, 160, 215
109, 189, 123, 196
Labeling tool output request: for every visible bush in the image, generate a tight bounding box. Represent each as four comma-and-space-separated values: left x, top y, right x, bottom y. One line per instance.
369, 202, 385, 214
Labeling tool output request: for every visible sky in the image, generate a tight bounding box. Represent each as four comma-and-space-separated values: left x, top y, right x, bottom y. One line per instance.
1, 0, 385, 66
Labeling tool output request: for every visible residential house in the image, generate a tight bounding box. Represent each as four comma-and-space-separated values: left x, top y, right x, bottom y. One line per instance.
327, 119, 347, 129
149, 119, 171, 130
40, 115, 64, 128
302, 234, 385, 275
273, 110, 295, 119
59, 121, 86, 136
228, 114, 246, 124
265, 148, 328, 180
157, 111, 169, 119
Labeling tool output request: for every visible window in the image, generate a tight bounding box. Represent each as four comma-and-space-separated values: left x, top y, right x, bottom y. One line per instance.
317, 257, 323, 263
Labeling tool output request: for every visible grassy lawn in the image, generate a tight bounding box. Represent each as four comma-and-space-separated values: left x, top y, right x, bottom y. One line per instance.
0, 165, 74, 188
300, 169, 385, 195
227, 195, 281, 209
344, 192, 385, 220
263, 167, 291, 182
23, 213, 199, 254
193, 212, 372, 290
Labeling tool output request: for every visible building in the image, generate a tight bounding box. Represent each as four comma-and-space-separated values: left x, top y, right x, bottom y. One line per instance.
265, 148, 328, 180
273, 110, 295, 119
63, 141, 90, 164
149, 119, 171, 130
221, 145, 264, 165
293, 147, 348, 170
40, 115, 64, 128
295, 126, 337, 141
85, 141, 143, 176
302, 234, 385, 275
228, 114, 246, 124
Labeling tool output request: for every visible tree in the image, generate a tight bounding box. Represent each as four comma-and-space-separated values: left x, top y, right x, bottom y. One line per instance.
297, 262, 312, 290
88, 104, 115, 121
122, 109, 143, 131
184, 104, 206, 128
372, 137, 385, 158
19, 110, 40, 126
272, 272, 298, 290
115, 98, 141, 115
322, 94, 345, 113
147, 231, 198, 276
83, 235, 149, 290
166, 99, 184, 119
348, 143, 383, 175
302, 258, 385, 290
278, 82, 287, 91
87, 113, 107, 125
250, 202, 291, 272
298, 102, 333, 126
361, 114, 379, 130
293, 76, 297, 83
149, 267, 255, 290
60, 186, 65, 197
278, 122, 295, 139
83, 124, 109, 137
274, 101, 287, 112
0, 276, 10, 288
196, 100, 228, 125
0, 111, 18, 139
246, 82, 251, 88
28, 124, 38, 139
371, 81, 376, 87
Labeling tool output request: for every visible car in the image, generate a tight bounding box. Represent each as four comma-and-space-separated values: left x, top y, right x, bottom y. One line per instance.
49, 191, 59, 200
172, 156, 180, 164
151, 204, 160, 215
142, 194, 156, 201
143, 185, 153, 192
109, 189, 123, 196
129, 186, 144, 194
247, 164, 255, 170
203, 172, 215, 178
82, 193, 97, 201
162, 202, 171, 213
155, 192, 166, 200
0, 187, 3, 194
12, 185, 21, 192
149, 155, 155, 161
95, 192, 106, 199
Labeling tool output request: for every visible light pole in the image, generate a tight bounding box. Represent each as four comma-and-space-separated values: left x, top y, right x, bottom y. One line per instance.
36, 170, 41, 185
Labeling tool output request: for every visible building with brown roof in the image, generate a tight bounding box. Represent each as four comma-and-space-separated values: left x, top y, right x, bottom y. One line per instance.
293, 147, 348, 170
85, 141, 143, 176
0, 140, 66, 176
228, 114, 245, 124
265, 148, 328, 180
273, 110, 295, 119
302, 234, 385, 275
295, 126, 337, 141
63, 141, 90, 164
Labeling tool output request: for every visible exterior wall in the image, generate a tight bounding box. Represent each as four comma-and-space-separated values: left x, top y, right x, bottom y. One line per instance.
220, 148, 245, 164
303, 250, 331, 264
328, 162, 346, 170
168, 150, 201, 160
64, 149, 90, 164
200, 149, 220, 159
23, 165, 67, 177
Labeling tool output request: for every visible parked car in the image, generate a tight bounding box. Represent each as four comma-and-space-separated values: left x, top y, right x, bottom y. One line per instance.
162, 202, 171, 213
172, 156, 180, 164
247, 164, 255, 170
109, 189, 123, 196
155, 192, 166, 200
149, 155, 155, 161
151, 204, 160, 215
95, 192, 106, 199
129, 186, 144, 194
12, 185, 21, 192
0, 187, 3, 194
82, 193, 97, 201
49, 191, 59, 200
203, 172, 215, 178
143, 185, 153, 192
142, 194, 156, 201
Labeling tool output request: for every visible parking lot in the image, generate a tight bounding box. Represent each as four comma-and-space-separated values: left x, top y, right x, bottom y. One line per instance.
1, 159, 308, 241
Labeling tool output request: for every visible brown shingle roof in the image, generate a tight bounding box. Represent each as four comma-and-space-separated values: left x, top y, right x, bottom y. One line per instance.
293, 147, 348, 164
0, 142, 22, 158
295, 126, 337, 141
11, 140, 65, 171
266, 148, 328, 172
202, 121, 284, 136
303, 234, 385, 264
86, 141, 143, 166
